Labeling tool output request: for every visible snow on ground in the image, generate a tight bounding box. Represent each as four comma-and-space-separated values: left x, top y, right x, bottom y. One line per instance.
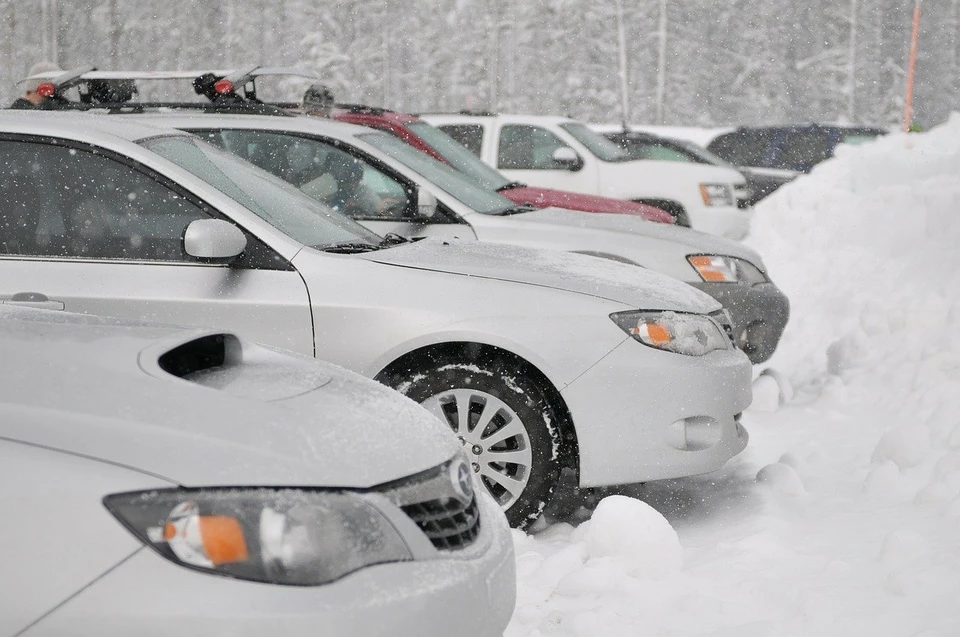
508, 115, 960, 636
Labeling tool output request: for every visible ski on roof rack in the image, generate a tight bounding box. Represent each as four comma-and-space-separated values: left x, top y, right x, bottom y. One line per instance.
13, 66, 323, 113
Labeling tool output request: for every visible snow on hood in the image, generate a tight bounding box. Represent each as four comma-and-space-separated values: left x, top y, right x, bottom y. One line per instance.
361, 238, 720, 313
0, 307, 458, 488
514, 206, 766, 269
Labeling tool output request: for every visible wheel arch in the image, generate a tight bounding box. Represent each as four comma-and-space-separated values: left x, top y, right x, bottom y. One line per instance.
374, 341, 581, 474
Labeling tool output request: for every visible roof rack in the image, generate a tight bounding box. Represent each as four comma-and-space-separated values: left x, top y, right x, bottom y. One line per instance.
334, 102, 390, 116
27, 100, 295, 116
15, 66, 322, 110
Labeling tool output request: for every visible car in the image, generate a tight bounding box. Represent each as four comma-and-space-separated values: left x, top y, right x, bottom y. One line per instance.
600, 129, 759, 207
0, 111, 752, 528
139, 111, 788, 364
706, 124, 888, 201
419, 112, 752, 238
0, 305, 515, 636
328, 104, 674, 224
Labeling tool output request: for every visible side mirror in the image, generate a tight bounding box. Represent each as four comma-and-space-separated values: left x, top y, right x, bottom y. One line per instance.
417, 189, 438, 219
552, 147, 583, 171
183, 219, 247, 262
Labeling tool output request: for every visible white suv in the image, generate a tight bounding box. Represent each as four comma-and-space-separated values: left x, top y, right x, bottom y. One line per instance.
421, 113, 752, 239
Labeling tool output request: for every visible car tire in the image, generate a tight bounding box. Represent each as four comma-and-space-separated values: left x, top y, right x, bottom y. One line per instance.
381, 351, 564, 529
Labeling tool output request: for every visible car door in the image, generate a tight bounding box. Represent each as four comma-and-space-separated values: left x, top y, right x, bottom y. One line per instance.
0, 135, 315, 355
492, 123, 596, 193
198, 128, 478, 242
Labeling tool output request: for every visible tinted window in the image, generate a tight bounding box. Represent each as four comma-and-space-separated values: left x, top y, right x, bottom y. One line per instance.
439, 124, 484, 157
200, 130, 413, 221
778, 131, 833, 170
708, 131, 773, 167
144, 135, 380, 249
559, 123, 632, 162
0, 139, 208, 260
498, 125, 571, 170
406, 122, 510, 190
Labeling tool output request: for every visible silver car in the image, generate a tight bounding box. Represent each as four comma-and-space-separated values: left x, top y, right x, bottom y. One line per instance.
0, 306, 515, 636
0, 112, 751, 528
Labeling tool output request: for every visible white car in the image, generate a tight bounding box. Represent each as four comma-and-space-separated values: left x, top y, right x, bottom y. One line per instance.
0, 112, 751, 528
0, 306, 515, 636
148, 113, 787, 364
420, 113, 752, 239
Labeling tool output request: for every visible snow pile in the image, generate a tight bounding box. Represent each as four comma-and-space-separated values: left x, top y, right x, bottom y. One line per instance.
507, 116, 960, 636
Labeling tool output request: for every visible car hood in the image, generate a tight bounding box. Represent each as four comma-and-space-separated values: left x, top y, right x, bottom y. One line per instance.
502, 185, 674, 223
360, 238, 720, 313
0, 307, 458, 488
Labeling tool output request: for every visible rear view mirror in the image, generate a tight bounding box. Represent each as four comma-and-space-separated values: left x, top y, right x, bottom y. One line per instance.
183, 219, 247, 262
552, 147, 583, 171
417, 189, 438, 219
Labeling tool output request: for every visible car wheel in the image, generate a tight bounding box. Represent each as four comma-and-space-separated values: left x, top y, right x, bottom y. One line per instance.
383, 353, 563, 529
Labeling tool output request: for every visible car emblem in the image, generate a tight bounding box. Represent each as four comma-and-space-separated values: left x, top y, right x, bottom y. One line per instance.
450, 458, 474, 504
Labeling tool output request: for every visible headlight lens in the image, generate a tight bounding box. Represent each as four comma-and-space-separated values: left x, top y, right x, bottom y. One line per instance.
104, 488, 412, 586
610, 310, 730, 356
700, 183, 735, 206
687, 255, 768, 284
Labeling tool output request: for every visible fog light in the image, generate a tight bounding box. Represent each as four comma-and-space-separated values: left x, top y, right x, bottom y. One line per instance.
666, 416, 721, 451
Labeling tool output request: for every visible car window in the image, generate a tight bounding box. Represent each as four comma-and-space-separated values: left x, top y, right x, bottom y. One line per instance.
143, 135, 380, 249
778, 131, 833, 170
198, 130, 413, 221
622, 140, 694, 162
498, 124, 571, 170
559, 123, 632, 162
0, 139, 209, 261
406, 122, 510, 191
358, 131, 517, 216
708, 131, 772, 167
438, 124, 484, 157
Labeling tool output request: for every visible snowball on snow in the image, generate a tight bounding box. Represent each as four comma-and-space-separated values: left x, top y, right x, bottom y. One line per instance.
582, 495, 682, 578
755, 462, 806, 496
871, 424, 931, 471
749, 373, 782, 413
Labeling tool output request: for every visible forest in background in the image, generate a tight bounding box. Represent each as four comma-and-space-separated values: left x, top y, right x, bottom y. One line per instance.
2, 0, 953, 129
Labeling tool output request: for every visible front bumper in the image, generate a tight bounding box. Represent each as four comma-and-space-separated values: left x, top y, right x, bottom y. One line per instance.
25, 492, 516, 637
685, 204, 752, 240
690, 281, 790, 364
561, 339, 752, 488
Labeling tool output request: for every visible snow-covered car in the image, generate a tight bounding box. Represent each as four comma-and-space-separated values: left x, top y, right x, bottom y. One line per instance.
0, 112, 751, 527
0, 305, 515, 636
420, 112, 752, 239
146, 112, 788, 364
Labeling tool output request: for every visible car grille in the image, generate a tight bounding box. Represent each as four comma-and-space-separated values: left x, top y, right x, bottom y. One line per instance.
401, 495, 481, 551
710, 309, 737, 348
377, 458, 482, 551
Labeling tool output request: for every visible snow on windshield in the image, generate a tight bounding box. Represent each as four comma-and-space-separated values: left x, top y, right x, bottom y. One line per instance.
508, 116, 960, 636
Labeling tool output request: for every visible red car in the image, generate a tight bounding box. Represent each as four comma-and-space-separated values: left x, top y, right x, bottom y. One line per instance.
331, 105, 673, 224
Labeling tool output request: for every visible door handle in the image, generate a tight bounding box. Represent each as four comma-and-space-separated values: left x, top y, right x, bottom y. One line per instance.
2, 292, 65, 311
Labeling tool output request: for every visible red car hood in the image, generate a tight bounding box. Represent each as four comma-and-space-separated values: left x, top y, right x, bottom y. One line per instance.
502, 185, 674, 224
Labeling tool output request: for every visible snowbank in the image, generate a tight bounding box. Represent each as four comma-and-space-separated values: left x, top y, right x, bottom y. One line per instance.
508, 115, 960, 636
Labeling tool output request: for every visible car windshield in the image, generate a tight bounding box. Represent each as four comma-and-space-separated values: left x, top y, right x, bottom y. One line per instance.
672, 139, 738, 168
358, 132, 518, 215
406, 122, 512, 191
141, 135, 380, 249
559, 123, 633, 162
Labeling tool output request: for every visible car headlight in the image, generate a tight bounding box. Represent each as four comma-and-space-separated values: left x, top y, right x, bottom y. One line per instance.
104, 488, 412, 585
610, 310, 730, 356
687, 255, 768, 284
700, 183, 734, 207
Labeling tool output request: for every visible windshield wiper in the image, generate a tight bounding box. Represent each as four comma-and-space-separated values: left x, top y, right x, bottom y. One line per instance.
379, 232, 412, 247
495, 181, 526, 192
491, 204, 536, 216
317, 241, 382, 254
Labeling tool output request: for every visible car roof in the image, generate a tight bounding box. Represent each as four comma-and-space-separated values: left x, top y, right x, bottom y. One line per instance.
0, 110, 187, 145
109, 111, 376, 139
